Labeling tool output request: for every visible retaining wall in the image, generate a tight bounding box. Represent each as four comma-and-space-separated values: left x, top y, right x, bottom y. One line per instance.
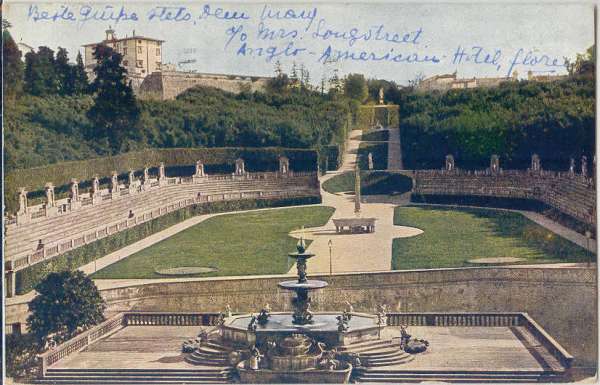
6, 267, 595, 368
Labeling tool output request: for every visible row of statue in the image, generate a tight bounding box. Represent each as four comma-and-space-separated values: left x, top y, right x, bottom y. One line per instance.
444, 153, 596, 177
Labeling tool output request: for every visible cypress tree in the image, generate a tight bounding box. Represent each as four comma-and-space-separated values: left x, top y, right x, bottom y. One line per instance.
87, 44, 139, 150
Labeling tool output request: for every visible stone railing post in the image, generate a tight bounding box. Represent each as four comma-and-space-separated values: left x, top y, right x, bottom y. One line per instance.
110, 171, 119, 195
143, 167, 150, 185
569, 158, 575, 177
128, 170, 137, 192
44, 183, 58, 217
92, 176, 100, 196
235, 158, 245, 176
45, 183, 55, 207
279, 156, 289, 175
530, 154, 541, 173
490, 155, 500, 175
194, 160, 205, 179
158, 162, 166, 186
445, 154, 455, 172
16, 188, 32, 224
581, 155, 588, 177
18, 187, 28, 214
69, 179, 81, 210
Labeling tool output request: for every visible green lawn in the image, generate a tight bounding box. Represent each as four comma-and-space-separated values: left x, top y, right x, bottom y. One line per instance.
361, 129, 389, 142
358, 142, 388, 170
392, 205, 591, 270
91, 206, 335, 279
322, 171, 412, 195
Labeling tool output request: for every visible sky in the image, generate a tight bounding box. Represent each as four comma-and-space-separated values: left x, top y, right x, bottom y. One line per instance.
4, 1, 595, 86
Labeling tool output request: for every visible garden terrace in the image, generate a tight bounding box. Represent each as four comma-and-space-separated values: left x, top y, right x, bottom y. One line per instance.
4, 158, 319, 296
36, 311, 572, 384
413, 156, 596, 227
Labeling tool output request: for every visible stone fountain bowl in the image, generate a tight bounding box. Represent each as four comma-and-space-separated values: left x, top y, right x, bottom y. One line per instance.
237, 361, 352, 384
222, 312, 381, 347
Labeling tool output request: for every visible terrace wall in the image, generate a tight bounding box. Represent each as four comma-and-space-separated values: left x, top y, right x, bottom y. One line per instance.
413, 168, 596, 226
4, 167, 320, 296
6, 267, 596, 368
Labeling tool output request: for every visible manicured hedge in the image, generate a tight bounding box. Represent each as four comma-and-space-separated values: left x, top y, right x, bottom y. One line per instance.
14, 195, 321, 295
361, 129, 389, 142
355, 105, 400, 130
358, 142, 388, 170
5, 147, 318, 212
322, 171, 412, 195
325, 144, 342, 171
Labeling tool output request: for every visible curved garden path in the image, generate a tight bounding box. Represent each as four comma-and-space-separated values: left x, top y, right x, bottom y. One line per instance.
287, 129, 422, 275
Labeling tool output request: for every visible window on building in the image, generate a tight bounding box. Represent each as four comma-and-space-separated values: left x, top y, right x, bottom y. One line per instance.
136, 60, 143, 68
137, 46, 142, 54
156, 48, 161, 56
123, 47, 127, 55
138, 40, 142, 43
156, 62, 162, 69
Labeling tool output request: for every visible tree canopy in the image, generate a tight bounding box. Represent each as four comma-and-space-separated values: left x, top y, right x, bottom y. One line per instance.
391, 75, 594, 170
27, 270, 106, 343
87, 44, 140, 150
344, 73, 368, 102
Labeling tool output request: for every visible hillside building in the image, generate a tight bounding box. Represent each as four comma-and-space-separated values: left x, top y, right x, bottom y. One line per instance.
83, 27, 164, 87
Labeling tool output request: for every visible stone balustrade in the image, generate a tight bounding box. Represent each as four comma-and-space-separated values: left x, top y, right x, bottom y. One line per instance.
38, 311, 220, 376
4, 159, 319, 295
386, 311, 573, 369
37, 310, 573, 377
414, 154, 596, 226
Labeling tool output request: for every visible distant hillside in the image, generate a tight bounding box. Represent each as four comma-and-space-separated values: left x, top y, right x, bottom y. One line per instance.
393, 76, 594, 170
4, 87, 351, 172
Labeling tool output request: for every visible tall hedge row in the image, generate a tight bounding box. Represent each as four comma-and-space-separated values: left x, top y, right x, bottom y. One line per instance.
14, 195, 321, 295
5, 147, 318, 212
355, 105, 400, 130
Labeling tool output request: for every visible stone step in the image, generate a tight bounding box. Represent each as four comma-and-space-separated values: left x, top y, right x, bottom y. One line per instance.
362, 354, 415, 367
190, 351, 230, 361
354, 368, 549, 377
36, 379, 229, 384
185, 355, 230, 366
196, 346, 230, 356
46, 369, 231, 375
339, 339, 392, 352
358, 347, 407, 358
354, 376, 540, 383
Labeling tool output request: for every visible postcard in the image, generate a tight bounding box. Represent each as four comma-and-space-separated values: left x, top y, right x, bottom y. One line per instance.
3, 1, 597, 384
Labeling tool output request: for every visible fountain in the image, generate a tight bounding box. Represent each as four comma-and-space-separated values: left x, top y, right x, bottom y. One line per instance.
185, 236, 423, 383
277, 236, 327, 325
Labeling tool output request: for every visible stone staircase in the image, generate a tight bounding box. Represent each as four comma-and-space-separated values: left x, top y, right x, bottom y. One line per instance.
349, 328, 569, 383
6, 174, 319, 268
352, 369, 562, 383
35, 367, 233, 384
185, 341, 233, 367
339, 338, 414, 368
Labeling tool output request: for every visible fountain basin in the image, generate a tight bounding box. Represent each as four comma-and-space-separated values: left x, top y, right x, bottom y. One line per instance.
278, 279, 329, 290
222, 312, 381, 347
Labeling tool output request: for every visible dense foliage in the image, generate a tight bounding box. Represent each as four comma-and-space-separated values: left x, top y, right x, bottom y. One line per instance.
4, 86, 350, 172
2, 29, 24, 102
27, 271, 106, 343
393, 76, 595, 170
88, 44, 140, 150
